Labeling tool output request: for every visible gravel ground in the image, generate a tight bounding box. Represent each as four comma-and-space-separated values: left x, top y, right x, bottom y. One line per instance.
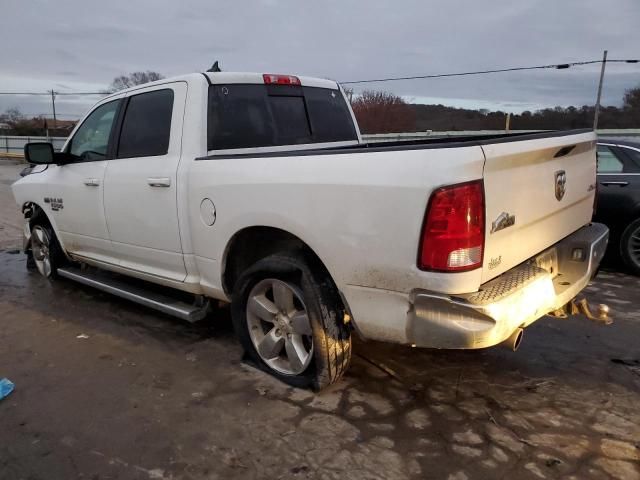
1, 162, 639, 480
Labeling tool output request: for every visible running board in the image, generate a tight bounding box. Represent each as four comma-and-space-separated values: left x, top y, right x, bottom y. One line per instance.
57, 267, 208, 323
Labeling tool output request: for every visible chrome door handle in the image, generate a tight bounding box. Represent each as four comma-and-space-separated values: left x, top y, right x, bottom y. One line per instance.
147, 177, 171, 187
83, 178, 100, 186
600, 181, 629, 186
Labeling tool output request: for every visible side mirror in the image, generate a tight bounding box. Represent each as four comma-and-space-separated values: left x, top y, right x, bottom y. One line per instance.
24, 142, 55, 164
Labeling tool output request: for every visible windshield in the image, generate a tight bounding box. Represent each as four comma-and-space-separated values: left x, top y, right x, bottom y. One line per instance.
207, 84, 357, 150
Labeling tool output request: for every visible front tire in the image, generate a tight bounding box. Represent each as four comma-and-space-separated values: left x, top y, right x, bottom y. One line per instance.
30, 222, 65, 279
231, 253, 351, 390
620, 218, 640, 276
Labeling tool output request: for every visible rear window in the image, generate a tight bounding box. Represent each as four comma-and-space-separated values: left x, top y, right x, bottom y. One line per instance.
207, 84, 356, 150
597, 145, 624, 173
118, 89, 173, 158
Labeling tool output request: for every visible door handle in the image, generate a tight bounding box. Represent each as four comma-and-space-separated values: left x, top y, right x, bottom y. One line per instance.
147, 177, 171, 187
600, 181, 629, 187
83, 178, 100, 186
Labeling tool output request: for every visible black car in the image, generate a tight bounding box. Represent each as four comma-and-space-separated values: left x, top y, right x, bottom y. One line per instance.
594, 139, 640, 275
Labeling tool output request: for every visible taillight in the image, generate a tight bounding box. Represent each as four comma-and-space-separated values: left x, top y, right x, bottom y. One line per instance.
263, 74, 301, 86
418, 180, 485, 272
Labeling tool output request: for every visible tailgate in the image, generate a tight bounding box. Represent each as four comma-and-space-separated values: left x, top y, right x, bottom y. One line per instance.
481, 131, 597, 283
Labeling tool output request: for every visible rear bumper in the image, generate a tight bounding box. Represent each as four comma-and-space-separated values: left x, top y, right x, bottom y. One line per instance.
406, 222, 609, 349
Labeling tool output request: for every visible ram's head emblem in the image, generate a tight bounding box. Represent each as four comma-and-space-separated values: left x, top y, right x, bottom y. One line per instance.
555, 170, 567, 201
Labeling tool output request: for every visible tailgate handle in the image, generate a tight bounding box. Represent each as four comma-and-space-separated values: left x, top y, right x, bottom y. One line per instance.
554, 145, 576, 158
600, 181, 629, 187
147, 177, 171, 187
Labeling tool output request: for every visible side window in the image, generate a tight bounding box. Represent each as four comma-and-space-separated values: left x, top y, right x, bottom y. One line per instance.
118, 89, 174, 158
618, 147, 640, 171
68, 100, 120, 161
597, 145, 624, 173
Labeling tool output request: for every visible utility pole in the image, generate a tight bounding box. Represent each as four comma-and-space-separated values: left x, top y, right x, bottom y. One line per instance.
593, 50, 607, 131
505, 112, 511, 132
50, 90, 57, 129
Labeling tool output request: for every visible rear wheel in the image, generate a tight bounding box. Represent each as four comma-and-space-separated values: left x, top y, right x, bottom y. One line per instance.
231, 253, 351, 390
620, 218, 640, 276
30, 222, 65, 279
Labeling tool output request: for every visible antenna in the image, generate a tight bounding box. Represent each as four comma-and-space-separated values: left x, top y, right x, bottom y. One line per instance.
207, 61, 222, 73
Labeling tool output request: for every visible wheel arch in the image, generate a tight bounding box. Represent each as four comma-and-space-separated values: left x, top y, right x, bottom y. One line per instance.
619, 214, 640, 260
630, 202, 640, 222
21, 201, 65, 252
221, 226, 344, 302
610, 202, 640, 239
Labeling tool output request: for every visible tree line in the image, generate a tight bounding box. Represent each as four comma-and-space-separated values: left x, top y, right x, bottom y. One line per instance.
349, 85, 640, 133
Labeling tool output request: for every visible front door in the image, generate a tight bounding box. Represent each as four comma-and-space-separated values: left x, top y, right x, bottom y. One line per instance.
103, 82, 187, 281
43, 98, 122, 263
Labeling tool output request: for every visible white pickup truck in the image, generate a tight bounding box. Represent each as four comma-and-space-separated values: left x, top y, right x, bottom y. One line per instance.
13, 71, 609, 390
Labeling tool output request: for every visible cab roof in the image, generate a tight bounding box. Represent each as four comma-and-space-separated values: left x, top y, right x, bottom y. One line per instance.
202, 72, 339, 90
103, 72, 340, 101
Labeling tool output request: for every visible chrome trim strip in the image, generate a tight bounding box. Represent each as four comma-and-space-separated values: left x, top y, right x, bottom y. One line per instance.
618, 145, 640, 153
598, 173, 640, 176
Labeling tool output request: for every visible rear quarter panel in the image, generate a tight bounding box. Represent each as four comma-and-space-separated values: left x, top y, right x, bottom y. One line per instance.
187, 146, 486, 297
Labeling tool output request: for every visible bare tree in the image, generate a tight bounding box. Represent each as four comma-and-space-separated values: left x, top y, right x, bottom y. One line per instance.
623, 85, 640, 122
350, 90, 415, 134
0, 107, 24, 126
108, 71, 165, 92
342, 87, 354, 103
0, 108, 49, 135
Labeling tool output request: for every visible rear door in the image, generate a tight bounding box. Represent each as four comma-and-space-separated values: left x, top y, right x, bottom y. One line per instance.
103, 82, 187, 281
595, 143, 640, 231
481, 132, 597, 283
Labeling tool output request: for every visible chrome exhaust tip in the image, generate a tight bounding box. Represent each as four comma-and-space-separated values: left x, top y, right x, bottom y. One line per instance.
502, 327, 524, 352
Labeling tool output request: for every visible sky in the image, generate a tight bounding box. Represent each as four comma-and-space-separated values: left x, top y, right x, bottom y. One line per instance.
1, 0, 639, 120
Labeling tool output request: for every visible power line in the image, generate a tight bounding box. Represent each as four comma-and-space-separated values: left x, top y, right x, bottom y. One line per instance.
16, 113, 82, 117
0, 57, 637, 95
341, 59, 639, 85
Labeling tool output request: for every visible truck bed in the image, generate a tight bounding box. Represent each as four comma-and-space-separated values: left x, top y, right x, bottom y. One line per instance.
198, 129, 592, 160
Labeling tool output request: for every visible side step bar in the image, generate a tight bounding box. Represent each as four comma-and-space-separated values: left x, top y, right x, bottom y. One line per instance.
57, 267, 209, 323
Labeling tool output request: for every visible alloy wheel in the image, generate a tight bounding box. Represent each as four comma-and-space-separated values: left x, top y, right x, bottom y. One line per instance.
246, 278, 313, 375
31, 226, 52, 278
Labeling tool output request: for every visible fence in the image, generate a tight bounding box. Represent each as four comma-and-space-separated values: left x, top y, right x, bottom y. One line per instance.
1, 129, 639, 158
0, 136, 67, 157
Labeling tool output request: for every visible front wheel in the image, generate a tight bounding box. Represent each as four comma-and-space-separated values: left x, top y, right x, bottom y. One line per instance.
620, 218, 640, 276
30, 222, 65, 279
231, 253, 351, 390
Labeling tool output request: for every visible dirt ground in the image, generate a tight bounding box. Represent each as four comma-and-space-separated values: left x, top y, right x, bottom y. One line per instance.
0, 160, 639, 480
0, 160, 24, 250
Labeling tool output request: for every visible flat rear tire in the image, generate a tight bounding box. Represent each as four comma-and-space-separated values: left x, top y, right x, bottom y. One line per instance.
231, 253, 351, 390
